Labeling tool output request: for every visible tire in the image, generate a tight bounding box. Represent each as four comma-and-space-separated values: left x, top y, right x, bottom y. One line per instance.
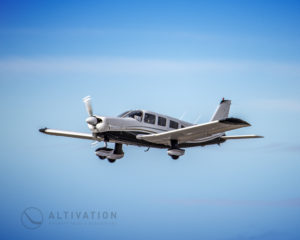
98, 156, 106, 160
107, 158, 116, 163
171, 155, 179, 160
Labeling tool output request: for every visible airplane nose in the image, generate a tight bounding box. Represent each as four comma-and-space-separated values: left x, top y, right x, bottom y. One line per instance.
86, 116, 98, 125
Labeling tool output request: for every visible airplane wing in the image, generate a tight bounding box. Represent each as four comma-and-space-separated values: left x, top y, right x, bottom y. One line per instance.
39, 128, 102, 141
136, 118, 251, 145
221, 135, 263, 140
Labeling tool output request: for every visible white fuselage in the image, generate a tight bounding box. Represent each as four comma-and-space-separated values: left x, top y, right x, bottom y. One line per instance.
90, 110, 223, 148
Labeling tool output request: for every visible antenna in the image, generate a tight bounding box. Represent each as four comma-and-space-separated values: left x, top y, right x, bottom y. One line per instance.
194, 114, 202, 124
179, 111, 187, 120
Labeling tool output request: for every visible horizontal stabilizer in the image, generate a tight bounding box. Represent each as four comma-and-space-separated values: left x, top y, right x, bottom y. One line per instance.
39, 128, 102, 141
221, 135, 264, 140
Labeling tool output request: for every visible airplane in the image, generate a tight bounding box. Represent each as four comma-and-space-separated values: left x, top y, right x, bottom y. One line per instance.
39, 97, 263, 163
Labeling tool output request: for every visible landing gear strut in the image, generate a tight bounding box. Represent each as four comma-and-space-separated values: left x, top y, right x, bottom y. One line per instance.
95, 136, 111, 161
168, 139, 185, 160
104, 135, 109, 148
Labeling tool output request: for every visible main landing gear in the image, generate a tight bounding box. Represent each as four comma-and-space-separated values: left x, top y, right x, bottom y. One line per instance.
168, 140, 185, 160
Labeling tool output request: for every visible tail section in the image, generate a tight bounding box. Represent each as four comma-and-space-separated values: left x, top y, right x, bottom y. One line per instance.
211, 98, 231, 121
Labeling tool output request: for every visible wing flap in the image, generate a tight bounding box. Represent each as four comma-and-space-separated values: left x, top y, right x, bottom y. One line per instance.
39, 128, 101, 141
137, 118, 250, 145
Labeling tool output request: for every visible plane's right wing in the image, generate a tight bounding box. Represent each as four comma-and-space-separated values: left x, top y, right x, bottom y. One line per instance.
39, 128, 102, 141
137, 118, 251, 145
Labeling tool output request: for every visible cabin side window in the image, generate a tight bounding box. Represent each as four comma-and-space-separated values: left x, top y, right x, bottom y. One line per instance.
144, 113, 156, 124
158, 116, 166, 126
169, 120, 179, 129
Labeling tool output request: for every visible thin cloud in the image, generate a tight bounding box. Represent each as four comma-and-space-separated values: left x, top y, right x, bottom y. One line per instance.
286, 144, 300, 152
253, 99, 300, 112
1, 57, 300, 77
246, 142, 300, 153
164, 198, 300, 207
228, 230, 285, 240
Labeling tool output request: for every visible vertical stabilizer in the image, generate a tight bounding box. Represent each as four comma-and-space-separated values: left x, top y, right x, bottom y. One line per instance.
211, 98, 231, 121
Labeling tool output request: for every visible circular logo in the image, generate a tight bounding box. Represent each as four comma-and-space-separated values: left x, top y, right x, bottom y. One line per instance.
21, 207, 43, 229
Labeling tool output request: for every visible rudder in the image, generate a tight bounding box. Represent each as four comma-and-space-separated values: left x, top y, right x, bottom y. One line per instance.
210, 98, 231, 121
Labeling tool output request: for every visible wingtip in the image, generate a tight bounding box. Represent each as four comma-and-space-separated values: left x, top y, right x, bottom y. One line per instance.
39, 127, 47, 133
220, 117, 250, 126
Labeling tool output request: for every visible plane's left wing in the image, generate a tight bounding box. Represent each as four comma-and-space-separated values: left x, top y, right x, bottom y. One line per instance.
136, 118, 250, 145
39, 128, 102, 141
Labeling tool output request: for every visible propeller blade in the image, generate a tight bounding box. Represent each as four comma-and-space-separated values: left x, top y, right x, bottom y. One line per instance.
83, 96, 93, 116
91, 141, 99, 147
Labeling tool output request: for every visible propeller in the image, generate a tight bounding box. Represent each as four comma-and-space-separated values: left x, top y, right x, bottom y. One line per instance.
83, 96, 93, 116
83, 96, 99, 126
83, 96, 101, 146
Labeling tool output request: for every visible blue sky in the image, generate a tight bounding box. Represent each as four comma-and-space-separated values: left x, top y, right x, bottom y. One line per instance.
1, 1, 300, 240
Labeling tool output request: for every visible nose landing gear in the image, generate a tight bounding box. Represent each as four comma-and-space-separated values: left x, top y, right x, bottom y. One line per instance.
95, 142, 124, 163
107, 158, 116, 163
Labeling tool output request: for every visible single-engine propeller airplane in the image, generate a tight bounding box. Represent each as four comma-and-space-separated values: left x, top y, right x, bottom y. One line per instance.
39, 97, 263, 163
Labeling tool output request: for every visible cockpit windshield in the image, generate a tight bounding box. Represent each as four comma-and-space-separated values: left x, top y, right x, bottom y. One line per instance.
119, 110, 143, 122
118, 111, 130, 117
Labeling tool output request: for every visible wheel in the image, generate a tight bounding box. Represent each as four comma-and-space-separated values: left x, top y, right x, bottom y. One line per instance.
98, 156, 106, 160
171, 155, 179, 160
107, 158, 116, 163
